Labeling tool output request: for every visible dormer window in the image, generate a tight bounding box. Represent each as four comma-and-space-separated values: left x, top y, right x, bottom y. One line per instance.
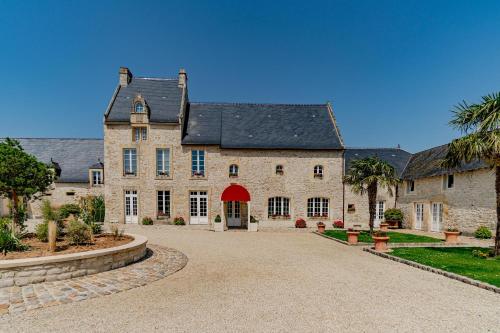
135, 102, 144, 113
91, 170, 103, 186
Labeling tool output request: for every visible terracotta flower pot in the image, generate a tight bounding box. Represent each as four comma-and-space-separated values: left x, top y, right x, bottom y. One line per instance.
379, 223, 389, 231
444, 231, 460, 244
317, 224, 326, 233
346, 231, 360, 245
373, 236, 390, 252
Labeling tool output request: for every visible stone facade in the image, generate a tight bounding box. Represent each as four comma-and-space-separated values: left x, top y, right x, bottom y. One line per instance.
397, 168, 496, 234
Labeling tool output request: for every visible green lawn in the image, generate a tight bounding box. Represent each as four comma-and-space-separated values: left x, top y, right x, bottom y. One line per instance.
323, 230, 442, 243
391, 247, 500, 287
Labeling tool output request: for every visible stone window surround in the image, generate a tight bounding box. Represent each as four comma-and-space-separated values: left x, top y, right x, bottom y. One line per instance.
155, 145, 173, 180
121, 145, 139, 178
190, 148, 207, 180
307, 197, 330, 218
157, 188, 172, 219
267, 196, 291, 219
132, 126, 148, 142
89, 168, 104, 186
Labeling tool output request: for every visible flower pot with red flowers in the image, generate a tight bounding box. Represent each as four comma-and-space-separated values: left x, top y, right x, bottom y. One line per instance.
379, 222, 389, 231
372, 231, 390, 252
295, 218, 307, 228
444, 227, 460, 244
333, 220, 344, 229
317, 222, 325, 233
346, 228, 360, 245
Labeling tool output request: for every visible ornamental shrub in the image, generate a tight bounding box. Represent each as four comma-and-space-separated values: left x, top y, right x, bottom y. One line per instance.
333, 220, 344, 228
474, 226, 492, 239
384, 208, 403, 221
90, 222, 102, 234
0, 228, 27, 255
173, 217, 185, 225
58, 203, 81, 219
214, 215, 221, 223
295, 218, 307, 228
142, 217, 154, 225
67, 219, 92, 245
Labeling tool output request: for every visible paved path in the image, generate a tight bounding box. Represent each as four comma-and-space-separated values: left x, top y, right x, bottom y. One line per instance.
0, 226, 499, 332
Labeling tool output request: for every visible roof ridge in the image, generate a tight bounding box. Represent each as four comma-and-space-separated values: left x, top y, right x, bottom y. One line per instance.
346, 146, 410, 151
135, 77, 178, 81
411, 142, 450, 155
190, 101, 327, 107
7, 137, 103, 141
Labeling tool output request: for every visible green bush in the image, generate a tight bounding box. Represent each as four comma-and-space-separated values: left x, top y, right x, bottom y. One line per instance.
0, 228, 27, 255
58, 203, 81, 219
173, 217, 185, 225
384, 208, 403, 221
474, 226, 492, 239
471, 248, 494, 259
35, 221, 49, 242
79, 195, 105, 224
214, 215, 221, 223
250, 215, 258, 223
67, 220, 92, 245
142, 217, 153, 225
41, 199, 59, 222
90, 222, 102, 235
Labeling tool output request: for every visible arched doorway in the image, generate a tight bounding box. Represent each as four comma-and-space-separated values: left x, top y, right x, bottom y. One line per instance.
220, 184, 251, 229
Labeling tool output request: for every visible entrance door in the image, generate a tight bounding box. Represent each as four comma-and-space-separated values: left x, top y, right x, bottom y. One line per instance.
125, 190, 138, 223
431, 203, 443, 231
414, 203, 424, 230
374, 201, 385, 228
227, 201, 241, 227
190, 191, 208, 225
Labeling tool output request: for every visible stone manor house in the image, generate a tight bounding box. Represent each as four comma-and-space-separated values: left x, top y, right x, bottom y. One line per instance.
0, 67, 496, 235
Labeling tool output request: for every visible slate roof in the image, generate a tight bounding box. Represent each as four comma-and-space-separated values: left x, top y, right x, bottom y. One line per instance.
182, 103, 343, 149
345, 148, 412, 177
11, 138, 103, 183
105, 77, 182, 123
401, 144, 488, 180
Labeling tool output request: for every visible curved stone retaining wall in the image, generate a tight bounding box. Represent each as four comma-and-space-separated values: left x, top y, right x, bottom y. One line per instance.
0, 234, 147, 287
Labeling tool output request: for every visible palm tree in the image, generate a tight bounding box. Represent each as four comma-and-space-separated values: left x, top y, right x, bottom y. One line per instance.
442, 92, 500, 256
344, 156, 400, 233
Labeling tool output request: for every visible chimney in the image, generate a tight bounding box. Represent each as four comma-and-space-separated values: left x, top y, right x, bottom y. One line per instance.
178, 68, 187, 88
119, 67, 132, 87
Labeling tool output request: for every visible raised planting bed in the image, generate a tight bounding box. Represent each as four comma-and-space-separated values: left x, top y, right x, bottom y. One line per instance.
322, 230, 442, 244
0, 234, 147, 287
389, 247, 500, 288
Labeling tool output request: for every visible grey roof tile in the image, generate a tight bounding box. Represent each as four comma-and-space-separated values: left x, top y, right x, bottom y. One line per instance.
106, 77, 182, 123
10, 138, 103, 183
182, 103, 343, 149
345, 148, 412, 177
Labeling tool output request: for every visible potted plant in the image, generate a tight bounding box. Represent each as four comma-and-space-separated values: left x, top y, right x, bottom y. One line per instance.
173, 216, 185, 225
379, 222, 389, 231
372, 231, 390, 252
384, 208, 404, 229
333, 220, 344, 229
317, 221, 325, 233
346, 228, 360, 245
295, 218, 307, 228
248, 215, 258, 232
142, 216, 153, 225
214, 214, 224, 232
444, 227, 460, 244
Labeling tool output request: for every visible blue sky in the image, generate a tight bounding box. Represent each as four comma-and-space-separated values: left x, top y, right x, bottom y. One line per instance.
1, 0, 499, 152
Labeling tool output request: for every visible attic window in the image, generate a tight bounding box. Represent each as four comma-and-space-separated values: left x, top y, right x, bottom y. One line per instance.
406, 180, 415, 193
276, 165, 284, 175
135, 102, 144, 113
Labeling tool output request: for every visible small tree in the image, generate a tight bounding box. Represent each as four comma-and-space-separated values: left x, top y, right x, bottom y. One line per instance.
442, 93, 500, 256
0, 138, 55, 233
344, 157, 400, 233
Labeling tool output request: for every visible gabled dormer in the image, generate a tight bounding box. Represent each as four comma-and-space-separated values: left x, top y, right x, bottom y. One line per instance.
130, 94, 150, 125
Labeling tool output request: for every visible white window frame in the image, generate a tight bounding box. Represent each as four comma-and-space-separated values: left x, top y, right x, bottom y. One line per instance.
307, 197, 329, 217
445, 174, 454, 189
375, 201, 385, 221
135, 102, 144, 113
268, 197, 290, 217
123, 148, 137, 176
91, 170, 103, 186
191, 150, 205, 176
407, 180, 415, 193
156, 148, 170, 176
414, 203, 424, 230
157, 190, 170, 218
431, 202, 443, 232
133, 127, 147, 142
313, 165, 323, 178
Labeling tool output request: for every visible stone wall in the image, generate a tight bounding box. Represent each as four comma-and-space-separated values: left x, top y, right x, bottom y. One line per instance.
398, 168, 495, 234
0, 234, 147, 287
104, 123, 344, 228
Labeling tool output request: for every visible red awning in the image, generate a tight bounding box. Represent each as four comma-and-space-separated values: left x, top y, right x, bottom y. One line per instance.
221, 184, 251, 202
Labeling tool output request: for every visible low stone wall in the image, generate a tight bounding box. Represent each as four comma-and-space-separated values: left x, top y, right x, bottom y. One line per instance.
0, 234, 147, 287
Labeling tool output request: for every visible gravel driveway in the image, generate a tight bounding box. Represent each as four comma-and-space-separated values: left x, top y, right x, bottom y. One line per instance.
0, 226, 499, 332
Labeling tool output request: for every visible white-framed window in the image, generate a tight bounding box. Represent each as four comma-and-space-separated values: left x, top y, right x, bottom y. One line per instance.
313, 165, 323, 178
307, 197, 329, 217
133, 127, 147, 142
229, 164, 238, 177
157, 190, 170, 218
276, 164, 284, 175
135, 102, 144, 113
191, 150, 205, 176
123, 148, 137, 175
91, 170, 103, 185
431, 202, 443, 231
406, 180, 415, 193
444, 174, 454, 189
375, 201, 385, 221
268, 197, 290, 218
415, 203, 424, 229
156, 148, 170, 176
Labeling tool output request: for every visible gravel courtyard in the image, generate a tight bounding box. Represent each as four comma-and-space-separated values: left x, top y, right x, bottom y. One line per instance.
0, 226, 498, 332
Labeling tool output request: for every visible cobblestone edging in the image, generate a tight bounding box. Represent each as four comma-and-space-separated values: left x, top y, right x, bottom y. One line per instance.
0, 234, 148, 288
364, 248, 500, 294
0, 245, 188, 316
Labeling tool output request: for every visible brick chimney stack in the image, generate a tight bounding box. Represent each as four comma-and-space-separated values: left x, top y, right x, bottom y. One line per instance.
178, 68, 187, 88
119, 67, 132, 87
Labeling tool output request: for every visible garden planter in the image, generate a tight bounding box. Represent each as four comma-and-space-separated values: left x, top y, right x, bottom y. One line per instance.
372, 236, 390, 252
385, 220, 400, 229
248, 222, 258, 232
444, 231, 460, 244
317, 224, 326, 233
379, 223, 389, 231
214, 222, 224, 232
346, 231, 360, 245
